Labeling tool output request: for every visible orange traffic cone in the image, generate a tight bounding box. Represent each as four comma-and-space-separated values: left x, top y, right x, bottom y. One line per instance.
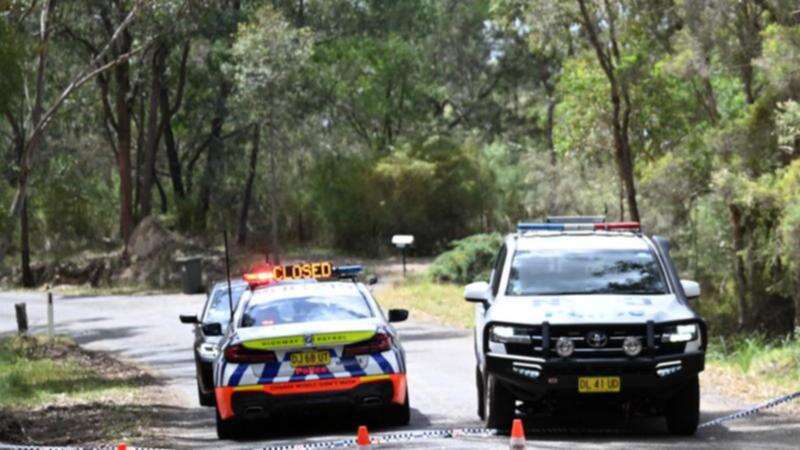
117, 443, 127, 450
509, 419, 525, 449
357, 425, 371, 449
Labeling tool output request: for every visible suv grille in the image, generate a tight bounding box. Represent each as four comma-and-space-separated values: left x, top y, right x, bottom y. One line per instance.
503, 323, 686, 359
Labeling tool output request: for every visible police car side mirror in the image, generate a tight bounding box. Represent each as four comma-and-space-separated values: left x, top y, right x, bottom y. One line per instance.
368, 276, 379, 285
388, 309, 409, 322
464, 281, 491, 304
202, 322, 224, 336
179, 314, 199, 324
681, 280, 701, 300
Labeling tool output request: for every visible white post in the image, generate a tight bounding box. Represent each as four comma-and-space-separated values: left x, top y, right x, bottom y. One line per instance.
47, 291, 54, 338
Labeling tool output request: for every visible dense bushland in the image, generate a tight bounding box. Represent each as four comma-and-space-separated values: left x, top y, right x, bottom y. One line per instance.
1, 1, 799, 336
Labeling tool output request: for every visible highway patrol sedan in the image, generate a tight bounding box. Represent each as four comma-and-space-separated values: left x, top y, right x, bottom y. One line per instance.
213, 264, 410, 439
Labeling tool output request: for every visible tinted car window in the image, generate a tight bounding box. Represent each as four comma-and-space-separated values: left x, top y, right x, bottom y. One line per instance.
242, 294, 372, 327
506, 248, 668, 296
204, 285, 248, 324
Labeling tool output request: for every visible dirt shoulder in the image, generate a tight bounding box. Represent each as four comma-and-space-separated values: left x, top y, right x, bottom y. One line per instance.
0, 335, 184, 447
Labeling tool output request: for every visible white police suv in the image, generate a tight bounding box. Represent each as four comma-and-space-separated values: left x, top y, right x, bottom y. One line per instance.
467, 218, 706, 435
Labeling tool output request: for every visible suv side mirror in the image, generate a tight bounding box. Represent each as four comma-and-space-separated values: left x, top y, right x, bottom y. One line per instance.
179, 314, 199, 324
202, 322, 224, 336
464, 281, 491, 304
681, 280, 701, 300
368, 276, 379, 285
388, 309, 409, 322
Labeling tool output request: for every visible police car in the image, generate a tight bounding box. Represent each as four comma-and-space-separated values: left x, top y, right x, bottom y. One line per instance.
468, 218, 706, 435
180, 279, 249, 406
212, 262, 410, 439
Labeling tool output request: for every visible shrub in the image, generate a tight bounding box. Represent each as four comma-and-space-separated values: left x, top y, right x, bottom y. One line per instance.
428, 233, 503, 283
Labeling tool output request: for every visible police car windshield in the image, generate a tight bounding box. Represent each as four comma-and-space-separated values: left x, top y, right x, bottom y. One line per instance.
204, 284, 248, 324
506, 249, 668, 296
241, 294, 372, 327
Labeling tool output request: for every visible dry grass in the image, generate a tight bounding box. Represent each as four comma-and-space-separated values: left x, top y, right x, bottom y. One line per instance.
373, 275, 473, 328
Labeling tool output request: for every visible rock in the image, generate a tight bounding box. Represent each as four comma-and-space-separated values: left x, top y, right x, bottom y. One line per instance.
127, 216, 178, 260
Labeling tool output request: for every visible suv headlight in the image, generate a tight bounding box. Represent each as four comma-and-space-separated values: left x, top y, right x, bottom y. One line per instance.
489, 325, 533, 344
660, 323, 699, 343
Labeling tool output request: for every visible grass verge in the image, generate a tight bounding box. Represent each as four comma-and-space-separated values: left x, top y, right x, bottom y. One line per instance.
374, 275, 472, 328
0, 335, 179, 446
704, 334, 800, 413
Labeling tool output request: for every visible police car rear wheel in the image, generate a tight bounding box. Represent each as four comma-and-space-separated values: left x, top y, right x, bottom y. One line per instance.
198, 380, 215, 407
484, 374, 515, 431
215, 408, 242, 440
384, 388, 411, 426
665, 375, 700, 436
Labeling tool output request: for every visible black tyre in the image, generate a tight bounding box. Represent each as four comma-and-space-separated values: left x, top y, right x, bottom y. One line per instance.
215, 408, 242, 440
476, 366, 485, 420
484, 374, 515, 431
665, 375, 700, 436
385, 389, 411, 426
198, 380, 215, 407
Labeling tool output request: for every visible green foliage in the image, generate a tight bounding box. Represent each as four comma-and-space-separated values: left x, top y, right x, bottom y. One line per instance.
428, 232, 503, 283
708, 334, 800, 387
0, 20, 23, 113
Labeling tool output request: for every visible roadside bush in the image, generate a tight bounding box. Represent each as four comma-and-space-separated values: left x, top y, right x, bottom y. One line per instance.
428, 233, 503, 283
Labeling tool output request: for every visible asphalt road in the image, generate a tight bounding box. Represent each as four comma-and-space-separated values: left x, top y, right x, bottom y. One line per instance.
1, 290, 799, 449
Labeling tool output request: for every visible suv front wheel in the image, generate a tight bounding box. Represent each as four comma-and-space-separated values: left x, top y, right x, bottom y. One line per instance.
484, 373, 515, 431
665, 375, 700, 435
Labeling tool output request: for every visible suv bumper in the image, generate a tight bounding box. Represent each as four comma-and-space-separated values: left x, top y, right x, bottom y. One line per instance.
485, 351, 704, 401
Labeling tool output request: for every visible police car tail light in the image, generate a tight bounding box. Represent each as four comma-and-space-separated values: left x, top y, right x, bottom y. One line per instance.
342, 333, 392, 357
224, 344, 277, 363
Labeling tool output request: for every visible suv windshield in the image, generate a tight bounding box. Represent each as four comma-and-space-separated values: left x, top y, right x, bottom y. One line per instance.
241, 294, 372, 327
506, 248, 668, 296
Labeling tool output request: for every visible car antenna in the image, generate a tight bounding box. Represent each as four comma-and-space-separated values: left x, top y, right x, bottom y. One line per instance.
223, 227, 235, 326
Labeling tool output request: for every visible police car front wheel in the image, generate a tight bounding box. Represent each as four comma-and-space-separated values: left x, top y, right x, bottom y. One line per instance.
484, 374, 515, 431
665, 375, 700, 436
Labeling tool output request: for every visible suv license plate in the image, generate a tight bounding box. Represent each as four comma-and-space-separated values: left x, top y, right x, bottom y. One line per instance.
578, 376, 621, 393
290, 351, 331, 368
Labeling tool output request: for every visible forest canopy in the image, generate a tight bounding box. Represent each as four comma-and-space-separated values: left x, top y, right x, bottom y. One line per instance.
1, 0, 799, 335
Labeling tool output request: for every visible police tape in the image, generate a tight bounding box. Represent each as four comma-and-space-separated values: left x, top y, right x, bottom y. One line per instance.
697, 389, 800, 429
258, 427, 498, 450
2, 390, 799, 450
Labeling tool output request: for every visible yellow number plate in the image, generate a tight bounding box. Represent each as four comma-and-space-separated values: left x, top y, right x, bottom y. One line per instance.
290, 351, 331, 368
578, 376, 621, 393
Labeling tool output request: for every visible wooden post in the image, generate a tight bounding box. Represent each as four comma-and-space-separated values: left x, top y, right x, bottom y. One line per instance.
15, 303, 28, 335
47, 292, 54, 337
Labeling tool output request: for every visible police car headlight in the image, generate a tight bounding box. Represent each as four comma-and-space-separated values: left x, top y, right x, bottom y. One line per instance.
489, 326, 532, 345
661, 324, 699, 343
555, 337, 574, 357
622, 336, 642, 356
198, 343, 220, 360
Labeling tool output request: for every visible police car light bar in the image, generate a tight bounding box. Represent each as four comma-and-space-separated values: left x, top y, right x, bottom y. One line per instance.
333, 265, 364, 279
244, 262, 364, 287
517, 222, 640, 232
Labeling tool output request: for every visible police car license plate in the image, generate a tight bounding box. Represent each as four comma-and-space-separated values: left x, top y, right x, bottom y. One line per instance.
290, 351, 331, 368
578, 376, 621, 393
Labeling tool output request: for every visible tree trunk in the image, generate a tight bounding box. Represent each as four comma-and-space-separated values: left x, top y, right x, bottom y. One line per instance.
116, 53, 134, 248
160, 87, 184, 198
546, 95, 557, 213
237, 125, 260, 245
140, 43, 166, 218
729, 204, 749, 331
268, 128, 280, 262
18, 0, 55, 287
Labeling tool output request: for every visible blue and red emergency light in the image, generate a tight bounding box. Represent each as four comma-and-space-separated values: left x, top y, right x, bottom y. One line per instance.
517, 221, 640, 232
